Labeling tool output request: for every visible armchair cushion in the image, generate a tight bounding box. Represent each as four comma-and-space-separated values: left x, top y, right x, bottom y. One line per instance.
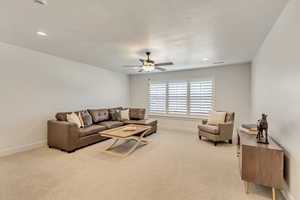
207, 112, 226, 125
198, 124, 219, 135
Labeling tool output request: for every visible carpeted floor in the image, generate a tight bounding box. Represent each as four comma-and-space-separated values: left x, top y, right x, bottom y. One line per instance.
0, 130, 284, 200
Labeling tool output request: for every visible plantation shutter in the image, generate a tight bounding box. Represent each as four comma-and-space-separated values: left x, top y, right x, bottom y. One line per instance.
168, 82, 188, 115
189, 80, 213, 115
149, 83, 167, 113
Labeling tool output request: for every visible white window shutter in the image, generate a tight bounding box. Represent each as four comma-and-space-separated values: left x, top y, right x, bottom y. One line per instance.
168, 82, 188, 115
189, 80, 213, 115
149, 83, 167, 113
149, 80, 214, 117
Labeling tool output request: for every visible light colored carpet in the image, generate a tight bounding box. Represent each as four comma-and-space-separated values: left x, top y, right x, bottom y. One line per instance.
0, 130, 284, 200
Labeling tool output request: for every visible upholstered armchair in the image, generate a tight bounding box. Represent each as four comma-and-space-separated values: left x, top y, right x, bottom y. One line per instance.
198, 111, 235, 146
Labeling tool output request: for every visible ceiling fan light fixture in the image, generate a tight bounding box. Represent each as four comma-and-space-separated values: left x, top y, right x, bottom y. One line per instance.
143, 61, 155, 71
123, 51, 172, 72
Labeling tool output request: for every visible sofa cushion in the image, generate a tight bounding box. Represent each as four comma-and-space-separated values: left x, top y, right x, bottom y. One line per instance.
129, 108, 145, 120
98, 121, 124, 129
124, 119, 156, 125
88, 109, 109, 123
198, 124, 219, 135
78, 125, 106, 137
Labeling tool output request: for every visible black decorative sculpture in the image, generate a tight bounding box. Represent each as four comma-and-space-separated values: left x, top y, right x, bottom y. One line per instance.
256, 113, 269, 144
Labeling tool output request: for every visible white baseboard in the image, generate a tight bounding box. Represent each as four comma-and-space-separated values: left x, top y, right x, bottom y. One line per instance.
0, 140, 47, 157
280, 182, 296, 200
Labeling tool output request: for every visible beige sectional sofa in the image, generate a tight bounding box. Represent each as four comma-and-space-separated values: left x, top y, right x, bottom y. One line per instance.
47, 107, 157, 152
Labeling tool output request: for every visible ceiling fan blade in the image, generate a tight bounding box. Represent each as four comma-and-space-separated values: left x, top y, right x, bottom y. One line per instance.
123, 65, 142, 68
138, 69, 144, 72
139, 59, 145, 63
155, 62, 174, 67
155, 67, 167, 72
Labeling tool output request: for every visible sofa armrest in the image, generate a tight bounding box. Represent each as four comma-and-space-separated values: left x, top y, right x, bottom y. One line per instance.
47, 120, 79, 152
218, 122, 234, 140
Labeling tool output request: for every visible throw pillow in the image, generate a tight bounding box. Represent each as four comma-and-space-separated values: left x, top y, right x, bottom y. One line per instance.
207, 112, 226, 125
110, 109, 122, 121
120, 109, 130, 121
66, 112, 81, 128
77, 112, 85, 128
80, 110, 93, 127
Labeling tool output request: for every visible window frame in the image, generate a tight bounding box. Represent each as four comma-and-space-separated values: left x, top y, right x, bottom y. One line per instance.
148, 78, 215, 118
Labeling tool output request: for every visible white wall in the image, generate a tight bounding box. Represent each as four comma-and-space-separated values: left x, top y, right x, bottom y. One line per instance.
251, 0, 300, 199
0, 42, 130, 156
130, 63, 251, 134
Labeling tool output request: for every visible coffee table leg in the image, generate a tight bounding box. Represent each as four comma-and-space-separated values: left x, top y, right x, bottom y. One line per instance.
123, 129, 151, 156
103, 128, 151, 157
123, 138, 142, 157
106, 139, 119, 150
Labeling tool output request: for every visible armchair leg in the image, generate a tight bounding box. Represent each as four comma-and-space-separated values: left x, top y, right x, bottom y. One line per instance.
214, 142, 217, 146
199, 135, 202, 140
229, 139, 232, 144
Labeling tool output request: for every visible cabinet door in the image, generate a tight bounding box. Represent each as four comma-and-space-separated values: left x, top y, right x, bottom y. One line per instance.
241, 145, 284, 188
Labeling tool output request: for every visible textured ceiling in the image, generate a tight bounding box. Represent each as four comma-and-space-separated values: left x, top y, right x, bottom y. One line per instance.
0, 0, 287, 73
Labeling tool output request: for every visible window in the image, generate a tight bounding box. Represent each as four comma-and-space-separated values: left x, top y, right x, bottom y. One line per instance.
149, 83, 167, 113
189, 80, 213, 116
149, 80, 214, 117
168, 82, 188, 115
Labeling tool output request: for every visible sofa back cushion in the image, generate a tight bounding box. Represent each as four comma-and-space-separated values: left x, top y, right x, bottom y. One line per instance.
129, 108, 145, 120
88, 109, 109, 123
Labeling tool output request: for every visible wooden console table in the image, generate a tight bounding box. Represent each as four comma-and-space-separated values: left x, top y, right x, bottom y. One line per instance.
237, 130, 284, 200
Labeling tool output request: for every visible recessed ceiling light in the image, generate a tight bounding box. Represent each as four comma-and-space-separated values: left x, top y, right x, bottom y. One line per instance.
37, 31, 48, 37
202, 58, 209, 61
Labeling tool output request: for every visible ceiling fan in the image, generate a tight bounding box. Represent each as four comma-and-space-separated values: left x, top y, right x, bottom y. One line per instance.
124, 52, 173, 72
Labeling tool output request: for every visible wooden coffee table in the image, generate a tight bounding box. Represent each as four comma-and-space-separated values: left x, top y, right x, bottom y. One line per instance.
100, 124, 152, 157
